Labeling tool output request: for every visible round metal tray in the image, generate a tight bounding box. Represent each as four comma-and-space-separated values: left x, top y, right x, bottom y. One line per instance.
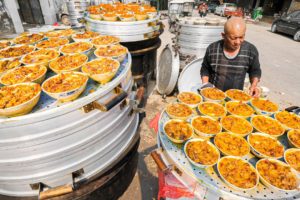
158, 111, 300, 200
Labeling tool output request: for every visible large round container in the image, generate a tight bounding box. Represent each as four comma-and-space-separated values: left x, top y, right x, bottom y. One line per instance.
66, 0, 89, 26
0, 54, 139, 197
176, 20, 223, 58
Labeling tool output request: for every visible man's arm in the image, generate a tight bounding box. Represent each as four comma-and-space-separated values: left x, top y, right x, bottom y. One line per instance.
248, 46, 262, 97
200, 48, 213, 85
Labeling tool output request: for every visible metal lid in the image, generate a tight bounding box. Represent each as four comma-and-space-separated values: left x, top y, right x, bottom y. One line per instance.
178, 57, 203, 93
156, 44, 180, 95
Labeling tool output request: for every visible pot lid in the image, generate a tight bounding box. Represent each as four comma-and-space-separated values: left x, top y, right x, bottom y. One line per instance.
178, 57, 203, 93
156, 44, 180, 95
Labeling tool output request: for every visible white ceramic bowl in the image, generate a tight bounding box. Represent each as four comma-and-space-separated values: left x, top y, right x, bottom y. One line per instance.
49, 54, 88, 74
184, 138, 220, 168
197, 102, 227, 120
287, 129, 300, 148
177, 91, 203, 109
250, 98, 279, 116
200, 87, 226, 103
42, 72, 88, 102
217, 156, 259, 191
221, 115, 253, 137
284, 148, 300, 173
0, 83, 41, 117
163, 119, 194, 143
251, 115, 285, 138
191, 116, 222, 138
165, 103, 194, 121
247, 132, 284, 159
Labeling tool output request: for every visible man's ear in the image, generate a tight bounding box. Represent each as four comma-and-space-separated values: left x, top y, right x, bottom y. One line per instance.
221, 32, 225, 39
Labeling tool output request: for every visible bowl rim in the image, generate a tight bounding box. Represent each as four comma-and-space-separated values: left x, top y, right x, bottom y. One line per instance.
20, 48, 60, 65
225, 100, 255, 118
49, 53, 88, 73
81, 57, 120, 76
251, 115, 285, 137
200, 87, 226, 101
41, 72, 89, 95
0, 64, 47, 85
256, 158, 300, 192
221, 115, 253, 136
163, 119, 194, 143
59, 41, 94, 55
191, 115, 222, 136
214, 132, 250, 157
0, 44, 36, 60
247, 132, 284, 159
184, 138, 220, 168
165, 102, 194, 120
225, 89, 252, 102
35, 37, 69, 49
0, 59, 21, 74
287, 129, 300, 148
0, 82, 41, 111
91, 35, 121, 47
217, 155, 259, 191
12, 33, 44, 45
197, 101, 227, 118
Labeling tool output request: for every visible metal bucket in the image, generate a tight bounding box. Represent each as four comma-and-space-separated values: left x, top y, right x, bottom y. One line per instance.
0, 54, 140, 197
66, 0, 89, 26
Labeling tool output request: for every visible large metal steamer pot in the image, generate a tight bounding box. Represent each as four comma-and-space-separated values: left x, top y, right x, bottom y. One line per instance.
0, 55, 140, 197
177, 22, 223, 58
66, 0, 89, 26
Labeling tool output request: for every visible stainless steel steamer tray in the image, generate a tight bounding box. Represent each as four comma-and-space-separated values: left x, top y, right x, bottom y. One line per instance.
85, 16, 160, 42
158, 111, 300, 200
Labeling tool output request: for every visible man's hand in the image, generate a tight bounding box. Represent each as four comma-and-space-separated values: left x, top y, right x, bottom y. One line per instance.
249, 86, 260, 97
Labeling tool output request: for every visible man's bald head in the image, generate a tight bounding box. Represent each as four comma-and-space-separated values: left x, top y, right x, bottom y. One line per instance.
222, 17, 246, 51
224, 17, 246, 35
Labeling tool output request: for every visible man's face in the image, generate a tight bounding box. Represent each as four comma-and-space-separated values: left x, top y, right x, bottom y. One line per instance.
222, 31, 245, 51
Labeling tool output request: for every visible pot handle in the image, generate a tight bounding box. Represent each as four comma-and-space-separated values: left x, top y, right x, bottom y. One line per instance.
83, 87, 127, 113
39, 184, 73, 200
151, 150, 168, 172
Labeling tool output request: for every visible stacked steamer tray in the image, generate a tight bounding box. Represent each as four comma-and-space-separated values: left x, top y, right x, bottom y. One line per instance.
84, 3, 163, 87
153, 62, 300, 200
0, 29, 142, 199
175, 17, 225, 68
66, 0, 90, 27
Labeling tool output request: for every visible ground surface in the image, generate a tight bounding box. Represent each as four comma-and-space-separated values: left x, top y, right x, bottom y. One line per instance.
119, 14, 300, 200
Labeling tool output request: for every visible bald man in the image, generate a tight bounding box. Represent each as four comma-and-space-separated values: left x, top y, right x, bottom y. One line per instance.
200, 17, 261, 97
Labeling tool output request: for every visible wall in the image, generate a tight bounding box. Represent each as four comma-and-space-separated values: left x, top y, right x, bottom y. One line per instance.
0, 0, 15, 34
288, 0, 300, 12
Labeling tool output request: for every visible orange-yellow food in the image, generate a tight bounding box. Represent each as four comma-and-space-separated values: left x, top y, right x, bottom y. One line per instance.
257, 159, 298, 190
82, 58, 119, 74
22, 49, 59, 65
252, 98, 279, 113
275, 111, 300, 129
91, 36, 120, 46
249, 134, 284, 158
218, 157, 258, 189
201, 88, 225, 100
288, 129, 300, 148
164, 120, 193, 141
43, 73, 88, 93
177, 92, 202, 105
36, 37, 69, 49
214, 132, 249, 156
252, 115, 284, 136
0, 41, 10, 50
186, 140, 219, 165
44, 29, 74, 38
226, 101, 255, 117
226, 89, 251, 102
0, 45, 35, 59
13, 33, 43, 45
0, 84, 40, 109
50, 54, 87, 71
285, 150, 300, 172
120, 13, 135, 19
0, 59, 20, 74
73, 31, 100, 39
166, 103, 193, 118
0, 65, 46, 85
95, 45, 127, 57
221, 115, 252, 135
60, 42, 92, 54
198, 102, 226, 118
192, 116, 221, 135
